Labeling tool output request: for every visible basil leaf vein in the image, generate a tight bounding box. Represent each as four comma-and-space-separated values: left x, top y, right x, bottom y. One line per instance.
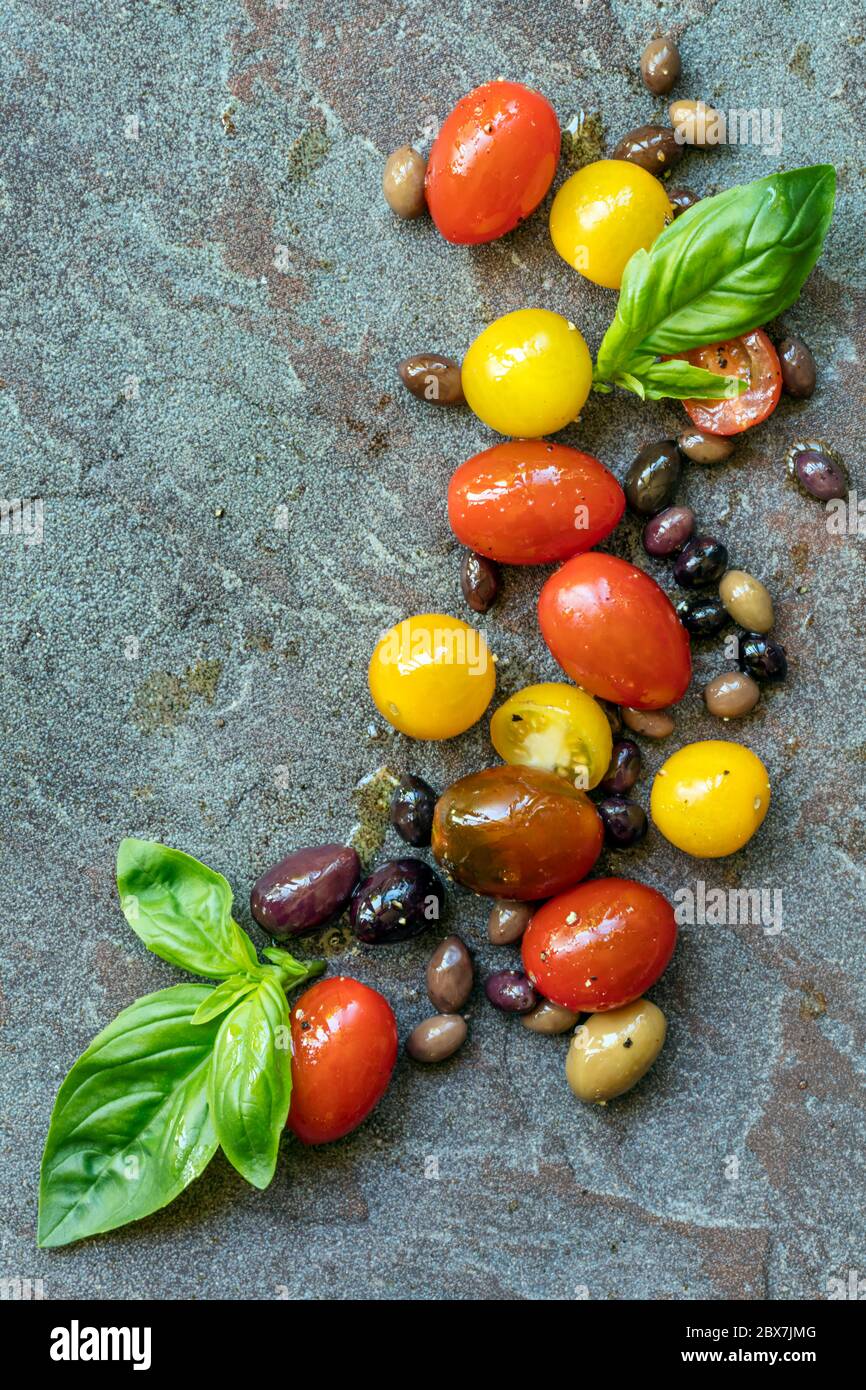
38, 985, 220, 1248
117, 838, 260, 979
595, 165, 836, 396
191, 974, 260, 1025
208, 975, 292, 1190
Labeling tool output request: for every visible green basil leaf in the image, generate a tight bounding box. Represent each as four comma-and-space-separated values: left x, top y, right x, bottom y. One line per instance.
262, 946, 325, 989
117, 838, 260, 979
596, 165, 836, 386
621, 357, 749, 402
191, 974, 260, 1025
38, 985, 220, 1249
208, 975, 292, 1190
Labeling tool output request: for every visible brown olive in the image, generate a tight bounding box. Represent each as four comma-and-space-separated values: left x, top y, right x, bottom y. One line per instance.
426, 934, 473, 1013
460, 550, 500, 613
397, 353, 464, 405
624, 440, 682, 515
383, 145, 427, 218
777, 334, 816, 399
669, 99, 723, 148
703, 671, 760, 719
407, 1014, 467, 1063
566, 999, 666, 1103
786, 440, 848, 501
677, 428, 735, 465
522, 1000, 580, 1035
612, 125, 683, 177
668, 187, 700, 218
622, 707, 675, 739
640, 37, 681, 95
719, 570, 774, 634
487, 899, 534, 945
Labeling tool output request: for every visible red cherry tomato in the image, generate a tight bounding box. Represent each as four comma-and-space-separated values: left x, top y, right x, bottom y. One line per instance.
287, 977, 397, 1145
676, 329, 782, 436
538, 552, 691, 709
448, 441, 625, 565
522, 877, 677, 1012
425, 81, 561, 245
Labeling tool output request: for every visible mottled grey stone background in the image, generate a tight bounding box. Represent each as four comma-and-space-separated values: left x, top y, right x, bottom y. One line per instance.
1, 0, 864, 1301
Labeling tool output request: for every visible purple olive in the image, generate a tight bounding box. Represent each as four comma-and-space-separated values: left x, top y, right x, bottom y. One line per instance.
390, 774, 437, 847
598, 797, 648, 849
643, 505, 695, 558
484, 969, 538, 1014
600, 738, 641, 795
250, 844, 360, 938
675, 593, 728, 638
786, 441, 848, 501
738, 634, 788, 683
350, 858, 445, 944
674, 535, 728, 588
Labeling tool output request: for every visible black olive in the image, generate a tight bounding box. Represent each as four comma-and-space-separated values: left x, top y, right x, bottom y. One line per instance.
390, 774, 437, 847
738, 634, 788, 683
599, 739, 641, 795
350, 858, 445, 944
675, 593, 728, 638
598, 797, 648, 848
673, 535, 729, 588
624, 441, 682, 515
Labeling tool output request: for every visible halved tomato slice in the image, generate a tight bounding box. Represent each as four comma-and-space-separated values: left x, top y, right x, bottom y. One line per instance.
676, 328, 782, 436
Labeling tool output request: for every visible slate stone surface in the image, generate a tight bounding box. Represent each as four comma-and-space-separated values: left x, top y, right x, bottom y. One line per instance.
1, 0, 864, 1300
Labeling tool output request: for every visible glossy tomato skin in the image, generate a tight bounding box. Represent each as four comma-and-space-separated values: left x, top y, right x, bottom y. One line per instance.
538, 553, 692, 709
432, 764, 603, 900
426, 81, 560, 245
550, 160, 672, 289
522, 878, 677, 1012
678, 329, 782, 435
448, 441, 625, 565
461, 310, 592, 438
368, 612, 495, 740
651, 739, 771, 857
287, 977, 398, 1145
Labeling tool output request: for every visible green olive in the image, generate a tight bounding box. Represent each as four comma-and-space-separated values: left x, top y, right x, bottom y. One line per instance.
719, 570, 774, 634
565, 999, 666, 1103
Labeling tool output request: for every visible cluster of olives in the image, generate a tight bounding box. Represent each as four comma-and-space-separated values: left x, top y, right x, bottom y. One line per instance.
625, 437, 788, 722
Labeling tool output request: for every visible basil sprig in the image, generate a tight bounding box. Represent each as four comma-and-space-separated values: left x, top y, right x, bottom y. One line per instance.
593, 165, 836, 401
38, 840, 324, 1248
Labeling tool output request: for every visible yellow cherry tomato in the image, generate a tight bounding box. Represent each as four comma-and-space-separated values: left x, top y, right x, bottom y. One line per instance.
461, 308, 593, 437
489, 681, 612, 789
549, 160, 673, 290
650, 740, 771, 858
369, 613, 495, 740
